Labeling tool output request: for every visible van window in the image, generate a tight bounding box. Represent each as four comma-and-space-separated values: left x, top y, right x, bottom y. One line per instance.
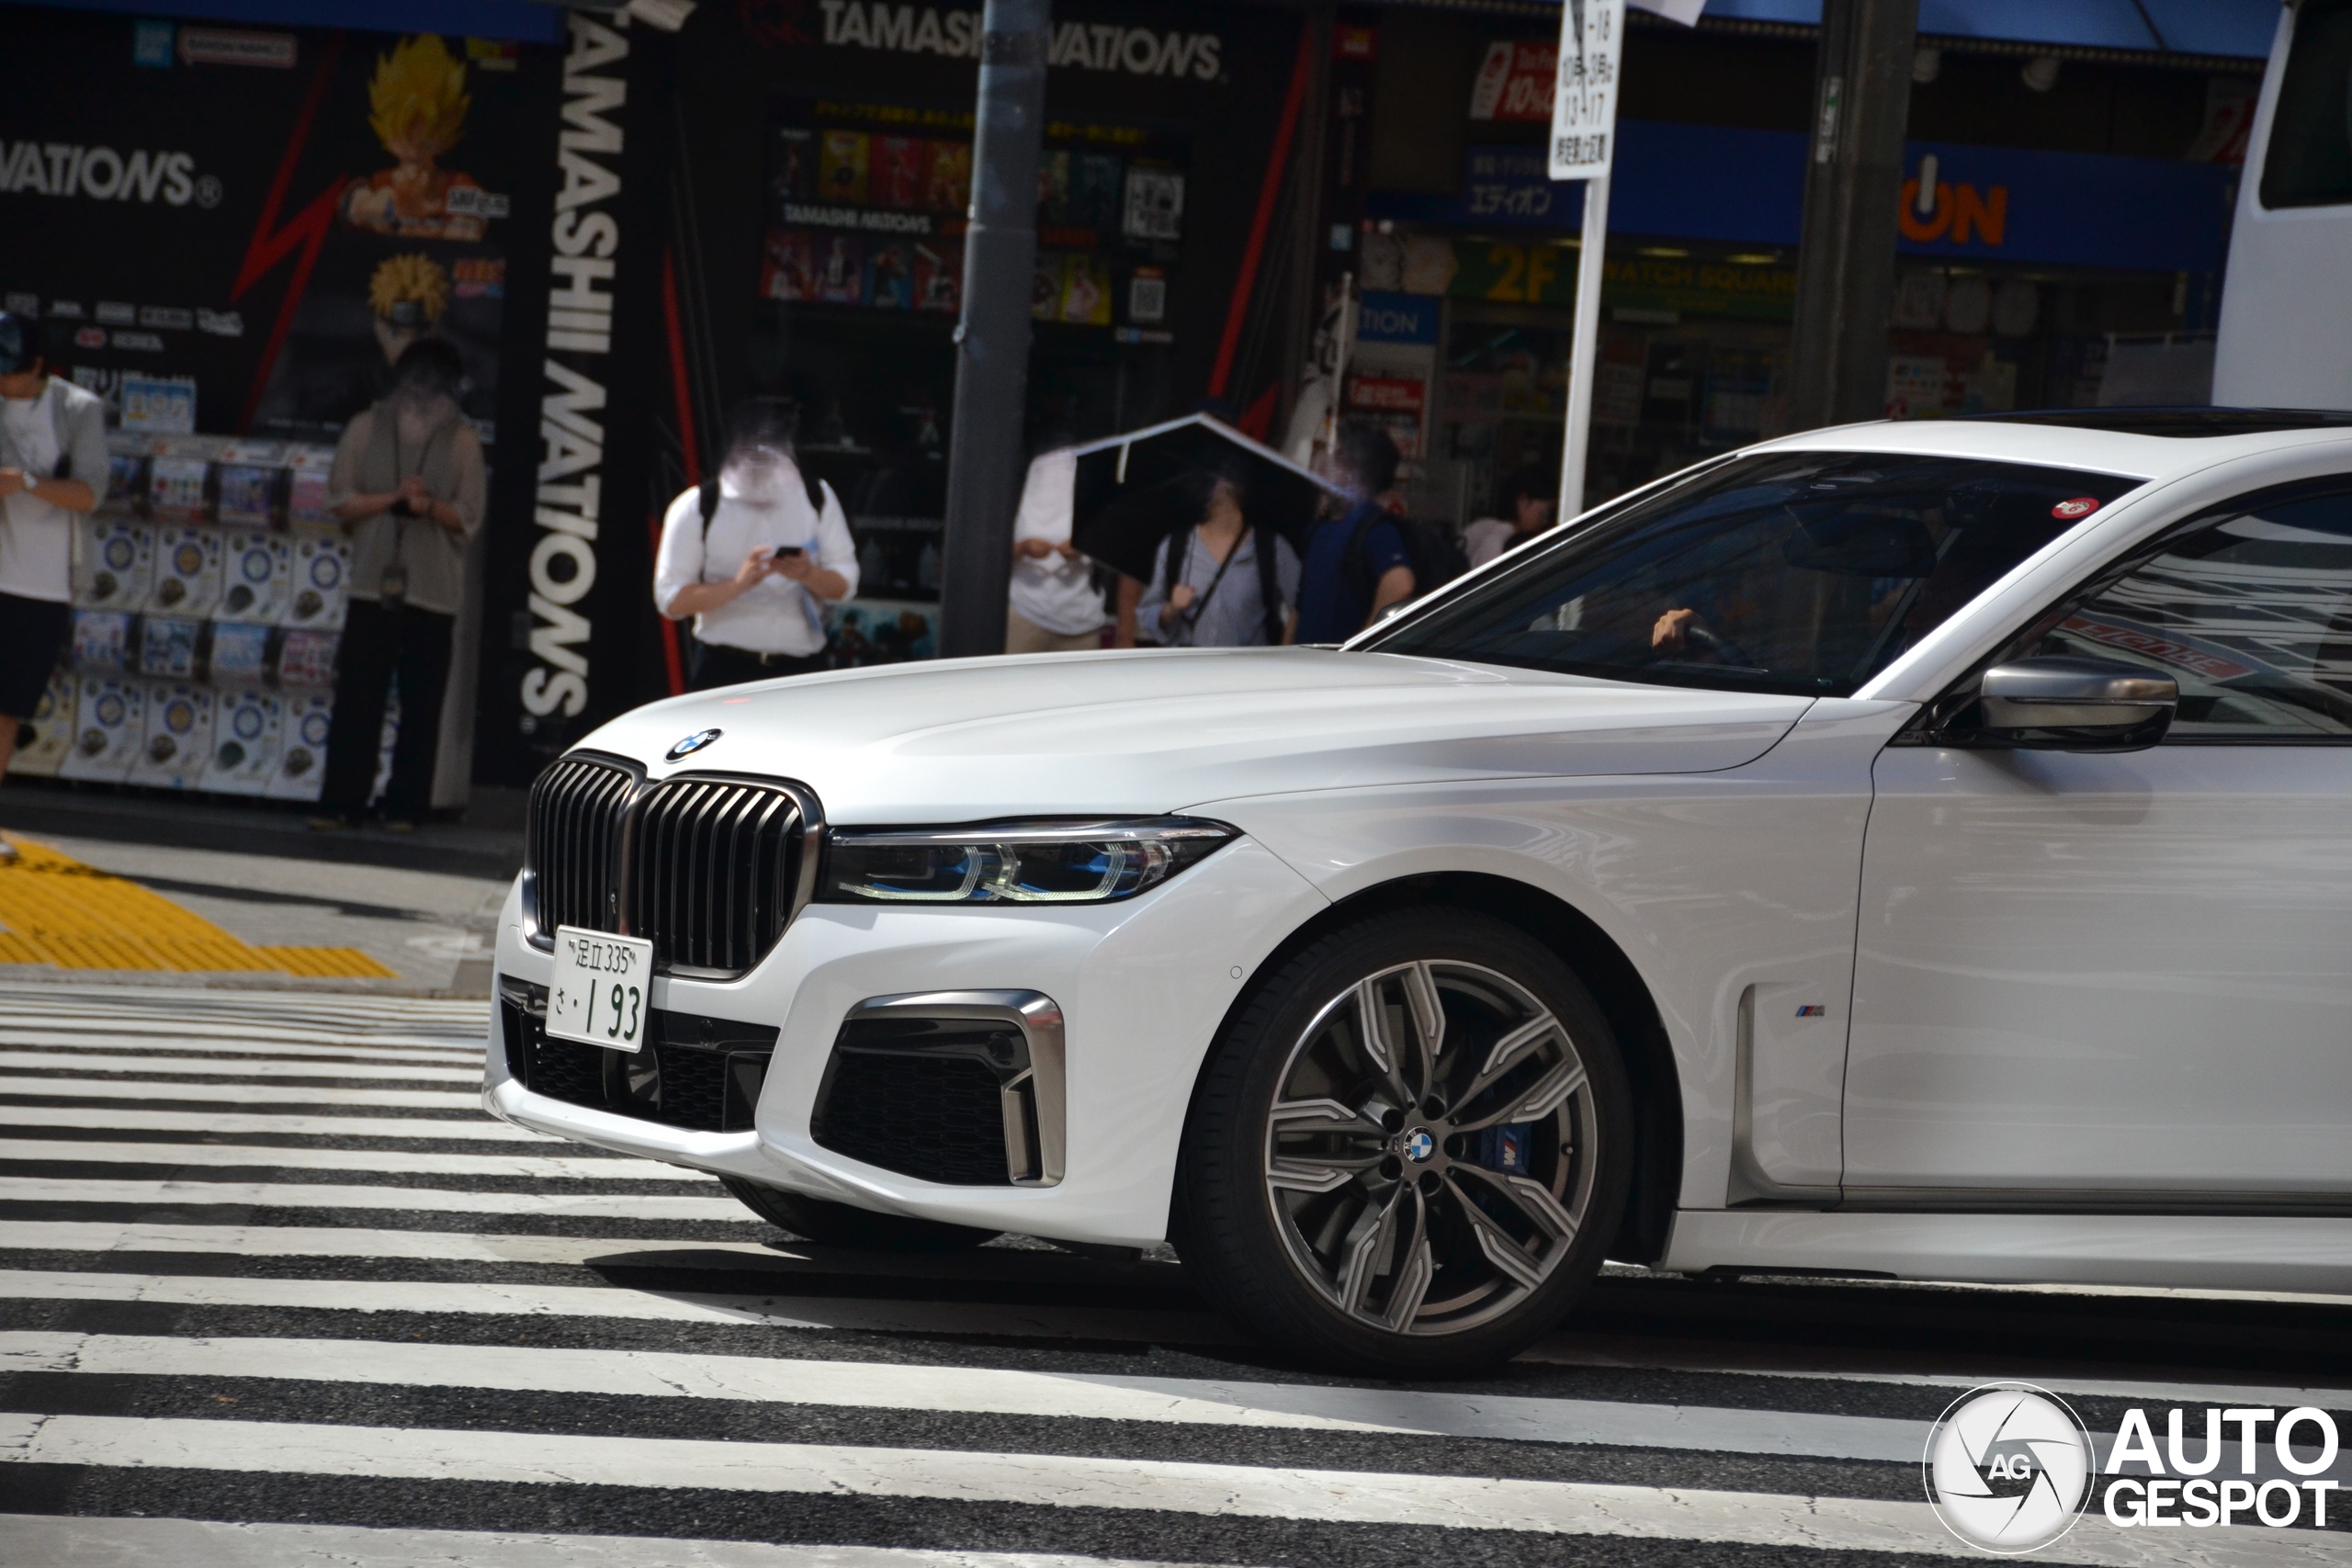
2261, 0, 2352, 209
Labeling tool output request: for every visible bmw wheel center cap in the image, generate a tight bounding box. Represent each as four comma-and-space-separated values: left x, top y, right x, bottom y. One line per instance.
1402, 1128, 1436, 1164
665, 728, 722, 761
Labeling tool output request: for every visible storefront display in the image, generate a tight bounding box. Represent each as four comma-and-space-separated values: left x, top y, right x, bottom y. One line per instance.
28, 433, 347, 800
755, 94, 1191, 659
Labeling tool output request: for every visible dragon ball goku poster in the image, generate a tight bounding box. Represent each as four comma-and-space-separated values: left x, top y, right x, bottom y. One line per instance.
247, 32, 535, 440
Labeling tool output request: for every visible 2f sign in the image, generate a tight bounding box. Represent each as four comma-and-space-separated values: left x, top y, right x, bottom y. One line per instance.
1549, 0, 1624, 181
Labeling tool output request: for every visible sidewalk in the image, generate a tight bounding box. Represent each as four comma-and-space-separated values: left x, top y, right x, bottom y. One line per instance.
0, 782, 520, 998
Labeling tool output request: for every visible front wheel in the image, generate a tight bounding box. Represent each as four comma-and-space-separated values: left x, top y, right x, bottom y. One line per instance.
1174, 908, 1634, 1375
722, 1177, 1000, 1252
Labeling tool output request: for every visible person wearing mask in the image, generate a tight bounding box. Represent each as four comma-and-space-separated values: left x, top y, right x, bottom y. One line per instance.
1295, 420, 1414, 643
1135, 467, 1299, 649
654, 401, 857, 690
0, 312, 106, 863
1462, 462, 1559, 569
1004, 445, 1107, 653
310, 337, 484, 832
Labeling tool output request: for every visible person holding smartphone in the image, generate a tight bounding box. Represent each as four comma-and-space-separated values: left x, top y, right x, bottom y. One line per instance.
311, 337, 484, 831
654, 401, 857, 690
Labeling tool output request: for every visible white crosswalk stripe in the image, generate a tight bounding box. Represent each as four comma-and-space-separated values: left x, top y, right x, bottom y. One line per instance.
0, 1137, 712, 1179
0, 1106, 558, 1140
4, 983, 2343, 1568
0, 1049, 483, 1081
0, 1077, 480, 1107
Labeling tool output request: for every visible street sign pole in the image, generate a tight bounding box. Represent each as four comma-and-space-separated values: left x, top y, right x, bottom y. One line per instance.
1558, 175, 1611, 516
1549, 0, 1625, 520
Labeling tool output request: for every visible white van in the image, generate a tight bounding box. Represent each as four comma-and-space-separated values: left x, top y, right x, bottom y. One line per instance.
2212, 0, 2352, 409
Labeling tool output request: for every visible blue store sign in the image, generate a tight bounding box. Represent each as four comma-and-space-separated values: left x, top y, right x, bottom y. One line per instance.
1374, 122, 2235, 274
1356, 290, 1442, 344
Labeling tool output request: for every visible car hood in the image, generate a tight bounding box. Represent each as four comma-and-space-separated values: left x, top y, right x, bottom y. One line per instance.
573, 648, 1810, 822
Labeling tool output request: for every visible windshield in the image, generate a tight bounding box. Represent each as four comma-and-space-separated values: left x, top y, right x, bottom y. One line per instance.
1366, 451, 2145, 696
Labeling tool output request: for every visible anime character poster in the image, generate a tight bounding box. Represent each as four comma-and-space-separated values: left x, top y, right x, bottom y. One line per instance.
246, 33, 528, 441
0, 14, 552, 443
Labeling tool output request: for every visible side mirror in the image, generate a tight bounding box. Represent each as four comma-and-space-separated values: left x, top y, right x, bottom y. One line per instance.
1961, 656, 2177, 752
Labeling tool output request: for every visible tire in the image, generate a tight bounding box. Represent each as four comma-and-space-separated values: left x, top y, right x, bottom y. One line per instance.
721, 1177, 999, 1252
1174, 908, 1634, 1375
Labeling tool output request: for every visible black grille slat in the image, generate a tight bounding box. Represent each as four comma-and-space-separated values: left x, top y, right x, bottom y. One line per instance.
527, 755, 808, 976
814, 1052, 1012, 1185
528, 757, 636, 937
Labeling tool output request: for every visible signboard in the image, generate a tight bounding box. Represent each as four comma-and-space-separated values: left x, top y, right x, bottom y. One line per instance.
1548, 0, 1624, 181
1470, 42, 1555, 123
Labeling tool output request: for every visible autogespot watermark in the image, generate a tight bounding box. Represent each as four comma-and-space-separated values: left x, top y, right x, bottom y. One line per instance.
1922, 1382, 2345, 1554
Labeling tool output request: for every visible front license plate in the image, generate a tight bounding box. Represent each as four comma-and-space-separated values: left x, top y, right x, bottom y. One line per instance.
548, 926, 653, 1052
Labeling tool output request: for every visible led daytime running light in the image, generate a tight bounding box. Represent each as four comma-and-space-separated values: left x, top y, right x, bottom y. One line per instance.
824, 818, 1236, 906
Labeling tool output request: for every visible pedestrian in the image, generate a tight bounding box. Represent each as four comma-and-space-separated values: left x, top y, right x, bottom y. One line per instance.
1004, 445, 1108, 653
310, 336, 486, 832
1135, 466, 1299, 648
1462, 462, 1559, 569
1295, 420, 1415, 643
0, 311, 107, 863
654, 400, 857, 690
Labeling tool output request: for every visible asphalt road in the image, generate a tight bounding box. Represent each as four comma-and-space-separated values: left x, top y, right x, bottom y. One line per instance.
1, 982, 2346, 1568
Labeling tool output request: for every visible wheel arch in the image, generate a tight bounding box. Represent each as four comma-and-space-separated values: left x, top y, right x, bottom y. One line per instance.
1179, 870, 1684, 1266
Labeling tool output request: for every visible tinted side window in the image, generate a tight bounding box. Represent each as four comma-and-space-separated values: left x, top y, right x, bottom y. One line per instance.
2028, 491, 2352, 739
2261, 0, 2352, 209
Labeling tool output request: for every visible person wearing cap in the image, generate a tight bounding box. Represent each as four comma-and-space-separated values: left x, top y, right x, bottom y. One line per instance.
654, 401, 857, 690
309, 336, 486, 831
0, 312, 107, 861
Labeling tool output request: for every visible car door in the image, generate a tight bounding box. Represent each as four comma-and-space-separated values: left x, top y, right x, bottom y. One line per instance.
1844, 481, 2352, 1201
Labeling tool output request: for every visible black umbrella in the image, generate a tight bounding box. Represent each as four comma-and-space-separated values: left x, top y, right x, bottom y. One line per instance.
1068, 413, 1346, 583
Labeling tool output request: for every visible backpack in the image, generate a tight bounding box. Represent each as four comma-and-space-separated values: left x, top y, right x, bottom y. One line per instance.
698, 467, 834, 540
1342, 507, 1469, 615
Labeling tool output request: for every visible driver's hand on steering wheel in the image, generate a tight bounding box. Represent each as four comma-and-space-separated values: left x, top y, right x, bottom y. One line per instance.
1652, 607, 1699, 650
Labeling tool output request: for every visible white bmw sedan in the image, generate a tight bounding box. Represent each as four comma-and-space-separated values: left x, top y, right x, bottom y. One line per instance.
487, 411, 2352, 1373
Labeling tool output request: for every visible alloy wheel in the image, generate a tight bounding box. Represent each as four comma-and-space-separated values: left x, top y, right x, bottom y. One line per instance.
1260, 958, 1600, 1337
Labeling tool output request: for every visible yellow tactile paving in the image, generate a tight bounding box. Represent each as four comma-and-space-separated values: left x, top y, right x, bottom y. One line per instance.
0, 834, 397, 978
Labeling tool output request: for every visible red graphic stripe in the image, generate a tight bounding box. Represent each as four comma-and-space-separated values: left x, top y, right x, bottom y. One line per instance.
231, 30, 349, 434
1208, 20, 1313, 399
657, 250, 696, 696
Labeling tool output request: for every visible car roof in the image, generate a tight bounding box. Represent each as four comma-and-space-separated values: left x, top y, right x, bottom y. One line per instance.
1747, 409, 2352, 483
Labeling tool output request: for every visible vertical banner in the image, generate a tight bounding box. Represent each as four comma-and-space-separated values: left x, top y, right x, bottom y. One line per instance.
480, 8, 673, 781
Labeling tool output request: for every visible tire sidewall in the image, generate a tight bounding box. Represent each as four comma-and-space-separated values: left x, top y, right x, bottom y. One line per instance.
1179, 908, 1636, 1375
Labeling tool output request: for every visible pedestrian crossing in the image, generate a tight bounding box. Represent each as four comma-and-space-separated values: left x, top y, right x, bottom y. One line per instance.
3, 982, 2346, 1568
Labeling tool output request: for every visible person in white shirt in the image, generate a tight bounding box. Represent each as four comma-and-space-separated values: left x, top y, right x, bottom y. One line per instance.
1461, 462, 1559, 570
1004, 446, 1108, 654
0, 312, 106, 858
653, 402, 858, 690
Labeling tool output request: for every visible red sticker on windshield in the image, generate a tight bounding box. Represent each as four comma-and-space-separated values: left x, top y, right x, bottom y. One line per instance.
2052, 496, 2101, 520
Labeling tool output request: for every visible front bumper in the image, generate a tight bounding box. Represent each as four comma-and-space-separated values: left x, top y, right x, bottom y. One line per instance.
482, 836, 1327, 1247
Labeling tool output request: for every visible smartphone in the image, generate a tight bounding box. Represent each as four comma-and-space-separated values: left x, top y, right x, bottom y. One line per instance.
772, 545, 806, 558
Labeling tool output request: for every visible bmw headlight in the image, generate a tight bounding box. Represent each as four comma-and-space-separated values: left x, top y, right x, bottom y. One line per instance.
822, 818, 1237, 905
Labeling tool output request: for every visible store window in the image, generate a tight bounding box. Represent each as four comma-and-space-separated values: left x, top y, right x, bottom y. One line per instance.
752, 97, 1187, 661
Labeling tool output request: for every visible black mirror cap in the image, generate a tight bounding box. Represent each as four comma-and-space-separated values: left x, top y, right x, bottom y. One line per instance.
1939, 656, 2179, 753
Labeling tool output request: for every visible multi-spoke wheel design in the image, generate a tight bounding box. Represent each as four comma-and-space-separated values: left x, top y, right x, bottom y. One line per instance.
1262, 959, 1599, 1337
1177, 908, 1632, 1374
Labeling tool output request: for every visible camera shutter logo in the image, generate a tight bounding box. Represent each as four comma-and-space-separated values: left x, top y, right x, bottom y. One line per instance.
1924, 1383, 2095, 1553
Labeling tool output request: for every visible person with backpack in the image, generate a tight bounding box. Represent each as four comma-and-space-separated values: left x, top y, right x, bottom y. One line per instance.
654, 400, 858, 690
0, 312, 106, 858
1134, 466, 1299, 649
1295, 421, 1419, 644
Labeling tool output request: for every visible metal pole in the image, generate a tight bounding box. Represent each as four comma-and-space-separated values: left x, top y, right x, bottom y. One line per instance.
937, 0, 1050, 659
1557, 174, 1610, 517
1787, 0, 1916, 430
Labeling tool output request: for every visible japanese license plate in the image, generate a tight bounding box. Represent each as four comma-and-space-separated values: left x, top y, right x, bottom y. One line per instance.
548, 927, 652, 1052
